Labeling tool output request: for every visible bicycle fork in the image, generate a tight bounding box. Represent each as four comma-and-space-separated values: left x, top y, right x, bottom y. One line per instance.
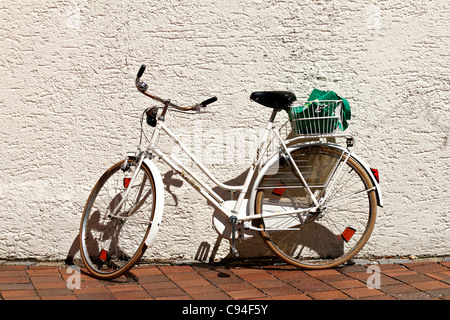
108, 152, 146, 220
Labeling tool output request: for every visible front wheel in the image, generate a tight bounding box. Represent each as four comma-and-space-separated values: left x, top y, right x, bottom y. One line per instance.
79, 158, 157, 279
255, 145, 377, 269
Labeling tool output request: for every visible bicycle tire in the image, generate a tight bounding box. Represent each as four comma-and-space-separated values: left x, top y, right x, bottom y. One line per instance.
79, 158, 156, 279
254, 144, 377, 269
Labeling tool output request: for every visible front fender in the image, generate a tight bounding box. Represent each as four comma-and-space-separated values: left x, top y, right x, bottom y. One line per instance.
142, 158, 165, 247
124, 153, 165, 247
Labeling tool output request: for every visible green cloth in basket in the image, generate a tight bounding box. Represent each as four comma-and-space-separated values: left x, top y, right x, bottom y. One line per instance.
289, 89, 351, 134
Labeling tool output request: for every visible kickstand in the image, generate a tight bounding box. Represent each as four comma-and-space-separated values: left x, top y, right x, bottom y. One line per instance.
229, 215, 239, 258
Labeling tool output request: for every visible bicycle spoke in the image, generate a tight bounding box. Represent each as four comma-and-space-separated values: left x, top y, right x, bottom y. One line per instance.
255, 145, 377, 269
326, 187, 376, 207
80, 160, 156, 279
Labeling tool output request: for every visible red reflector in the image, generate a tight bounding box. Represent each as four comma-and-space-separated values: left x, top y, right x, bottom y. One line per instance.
123, 177, 131, 188
341, 227, 356, 242
99, 249, 108, 261
272, 182, 286, 196
370, 168, 379, 183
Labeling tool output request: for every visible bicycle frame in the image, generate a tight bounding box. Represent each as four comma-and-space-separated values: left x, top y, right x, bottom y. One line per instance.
80, 65, 384, 278
125, 66, 382, 249
116, 102, 382, 243
143, 105, 328, 226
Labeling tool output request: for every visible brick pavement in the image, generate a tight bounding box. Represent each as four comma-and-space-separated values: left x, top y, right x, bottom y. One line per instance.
0, 260, 449, 300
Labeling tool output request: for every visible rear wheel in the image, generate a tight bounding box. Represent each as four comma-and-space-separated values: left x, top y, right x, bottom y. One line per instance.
80, 158, 156, 279
255, 145, 377, 269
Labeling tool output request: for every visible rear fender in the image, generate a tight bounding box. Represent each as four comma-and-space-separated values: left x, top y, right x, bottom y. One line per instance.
328, 144, 383, 207
248, 143, 383, 216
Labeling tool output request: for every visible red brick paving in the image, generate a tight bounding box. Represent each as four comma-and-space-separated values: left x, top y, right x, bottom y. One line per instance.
0, 260, 449, 300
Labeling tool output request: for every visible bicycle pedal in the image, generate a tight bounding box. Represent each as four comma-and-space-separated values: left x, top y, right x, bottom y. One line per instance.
229, 215, 240, 257
230, 246, 240, 258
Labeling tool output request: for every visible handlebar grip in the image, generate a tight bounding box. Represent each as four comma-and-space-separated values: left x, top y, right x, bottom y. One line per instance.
200, 96, 218, 107
137, 64, 146, 78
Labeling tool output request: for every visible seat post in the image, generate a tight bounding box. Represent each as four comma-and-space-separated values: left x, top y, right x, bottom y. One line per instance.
269, 108, 279, 123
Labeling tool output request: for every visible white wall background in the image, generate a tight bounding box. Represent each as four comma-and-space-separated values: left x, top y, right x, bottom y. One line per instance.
0, 0, 448, 262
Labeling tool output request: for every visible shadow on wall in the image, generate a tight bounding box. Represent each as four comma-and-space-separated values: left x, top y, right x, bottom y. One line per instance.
65, 165, 341, 266
64, 170, 185, 264
64, 168, 269, 265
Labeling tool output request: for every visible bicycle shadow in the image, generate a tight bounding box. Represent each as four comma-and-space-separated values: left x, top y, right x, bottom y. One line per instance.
207, 169, 276, 263
66, 167, 342, 268
66, 168, 246, 265
207, 167, 344, 265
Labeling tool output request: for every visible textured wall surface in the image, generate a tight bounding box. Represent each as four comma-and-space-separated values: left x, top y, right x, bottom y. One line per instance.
0, 0, 449, 262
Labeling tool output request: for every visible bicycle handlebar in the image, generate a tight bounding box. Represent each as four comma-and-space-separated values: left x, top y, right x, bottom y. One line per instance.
200, 96, 218, 107
137, 64, 146, 79
135, 64, 217, 112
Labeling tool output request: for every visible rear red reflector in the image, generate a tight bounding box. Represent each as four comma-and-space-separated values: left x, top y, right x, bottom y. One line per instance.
341, 227, 356, 242
272, 182, 286, 196
123, 177, 131, 188
99, 249, 108, 261
370, 168, 379, 183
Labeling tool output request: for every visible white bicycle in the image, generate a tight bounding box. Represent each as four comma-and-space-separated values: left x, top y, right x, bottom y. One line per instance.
79, 65, 383, 279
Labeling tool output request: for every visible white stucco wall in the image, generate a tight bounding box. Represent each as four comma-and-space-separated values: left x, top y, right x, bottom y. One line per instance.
0, 0, 448, 262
